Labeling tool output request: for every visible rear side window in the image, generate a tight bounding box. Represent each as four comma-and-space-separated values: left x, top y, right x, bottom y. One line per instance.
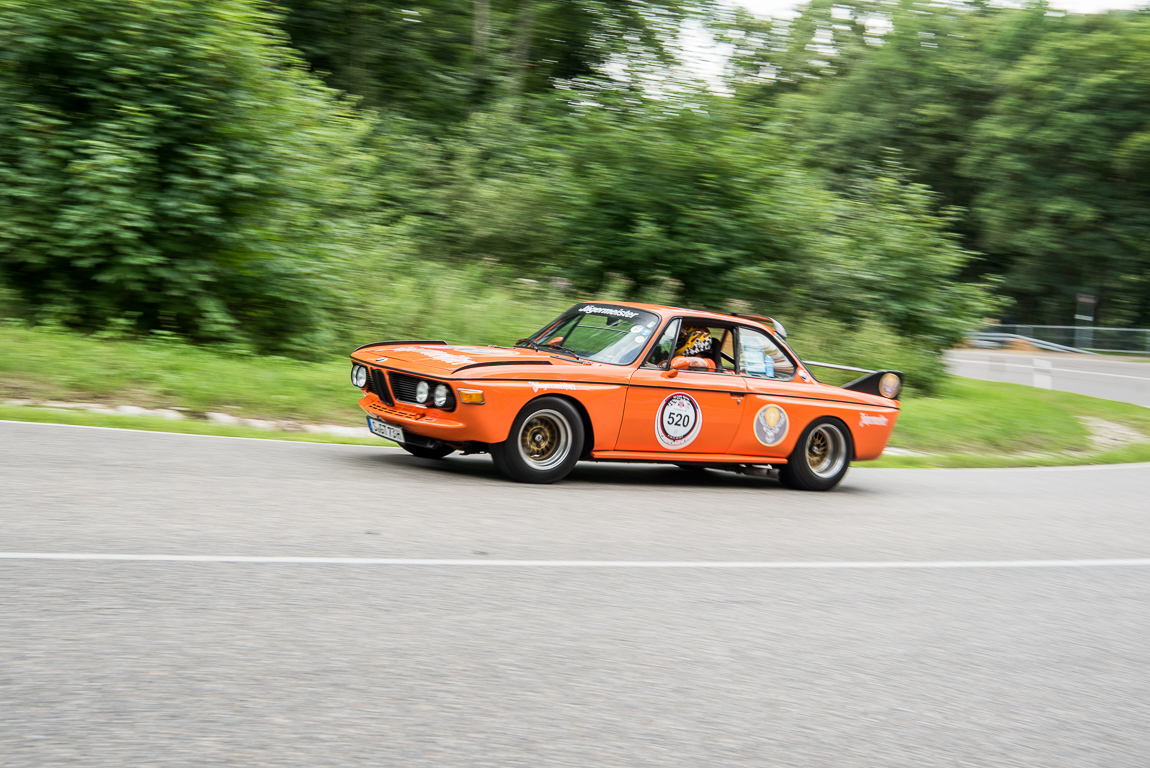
738, 328, 797, 380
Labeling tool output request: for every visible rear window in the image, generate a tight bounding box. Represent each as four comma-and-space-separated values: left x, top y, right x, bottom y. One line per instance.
738, 327, 797, 380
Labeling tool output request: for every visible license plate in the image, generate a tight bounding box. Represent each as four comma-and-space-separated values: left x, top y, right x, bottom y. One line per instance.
367, 417, 404, 443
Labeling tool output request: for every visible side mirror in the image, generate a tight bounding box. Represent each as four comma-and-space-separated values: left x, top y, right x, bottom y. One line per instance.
662, 356, 695, 378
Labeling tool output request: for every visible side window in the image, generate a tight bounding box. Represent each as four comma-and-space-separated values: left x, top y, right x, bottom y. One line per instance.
642, 319, 680, 369
738, 328, 797, 380
670, 322, 736, 374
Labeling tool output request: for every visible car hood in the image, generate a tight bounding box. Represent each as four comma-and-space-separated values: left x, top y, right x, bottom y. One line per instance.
353, 344, 568, 375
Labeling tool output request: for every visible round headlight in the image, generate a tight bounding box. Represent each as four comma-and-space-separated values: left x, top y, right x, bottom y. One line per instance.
879, 372, 901, 399
415, 380, 430, 403
352, 364, 367, 388
433, 384, 448, 408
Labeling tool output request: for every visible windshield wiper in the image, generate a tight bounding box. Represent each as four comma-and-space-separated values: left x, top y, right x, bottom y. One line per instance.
542, 343, 583, 359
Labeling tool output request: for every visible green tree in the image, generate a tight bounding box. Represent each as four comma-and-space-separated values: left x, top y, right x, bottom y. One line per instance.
716, 0, 881, 104
276, 0, 696, 127
0, 0, 377, 354
756, 1, 1057, 247
278, 0, 478, 125
964, 12, 1150, 325
733, 0, 1150, 326
386, 94, 995, 353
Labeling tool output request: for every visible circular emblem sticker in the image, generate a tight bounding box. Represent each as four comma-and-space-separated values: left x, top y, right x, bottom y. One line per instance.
879, 372, 901, 399
656, 393, 702, 450
753, 404, 789, 447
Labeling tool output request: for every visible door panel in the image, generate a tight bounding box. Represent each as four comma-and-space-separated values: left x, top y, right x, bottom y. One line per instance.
727, 326, 811, 458
618, 369, 747, 453
728, 379, 826, 459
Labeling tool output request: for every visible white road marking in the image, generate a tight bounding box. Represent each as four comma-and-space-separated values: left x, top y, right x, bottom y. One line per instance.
2, 553, 1149, 569
949, 359, 1150, 382
950, 353, 1150, 368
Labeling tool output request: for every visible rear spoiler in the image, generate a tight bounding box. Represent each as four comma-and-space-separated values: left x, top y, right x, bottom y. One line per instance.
802, 361, 904, 400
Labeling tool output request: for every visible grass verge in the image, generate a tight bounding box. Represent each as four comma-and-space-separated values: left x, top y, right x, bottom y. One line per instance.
0, 405, 386, 446
863, 377, 1150, 467
864, 443, 1150, 469
1, 324, 364, 425
3, 324, 1148, 465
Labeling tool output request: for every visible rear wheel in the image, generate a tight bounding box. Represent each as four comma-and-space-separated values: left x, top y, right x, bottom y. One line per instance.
491, 397, 584, 483
401, 443, 454, 460
779, 418, 852, 491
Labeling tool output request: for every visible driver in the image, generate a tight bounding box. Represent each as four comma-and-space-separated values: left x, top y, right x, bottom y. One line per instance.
675, 325, 718, 371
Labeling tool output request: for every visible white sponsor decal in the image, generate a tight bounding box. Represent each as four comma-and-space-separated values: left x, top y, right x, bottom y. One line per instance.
579, 305, 639, 319
389, 346, 476, 366
442, 346, 519, 356
656, 393, 702, 449
531, 381, 579, 393
859, 413, 889, 427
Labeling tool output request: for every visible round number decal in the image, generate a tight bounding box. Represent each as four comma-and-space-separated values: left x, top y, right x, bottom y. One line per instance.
656, 393, 702, 449
753, 404, 789, 447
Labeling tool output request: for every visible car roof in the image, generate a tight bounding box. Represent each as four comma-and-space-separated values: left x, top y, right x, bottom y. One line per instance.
583, 300, 774, 331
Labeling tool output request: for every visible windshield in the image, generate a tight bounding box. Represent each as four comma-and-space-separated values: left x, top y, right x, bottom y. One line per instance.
522, 304, 662, 365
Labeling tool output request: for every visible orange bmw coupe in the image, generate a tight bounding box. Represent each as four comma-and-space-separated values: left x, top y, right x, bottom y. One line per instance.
350, 302, 901, 490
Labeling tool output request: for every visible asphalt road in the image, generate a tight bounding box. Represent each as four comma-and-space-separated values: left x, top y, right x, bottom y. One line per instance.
947, 348, 1150, 407
3, 420, 1150, 767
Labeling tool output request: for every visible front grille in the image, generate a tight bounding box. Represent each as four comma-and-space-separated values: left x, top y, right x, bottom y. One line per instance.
388, 372, 455, 410
389, 372, 421, 403
370, 368, 393, 405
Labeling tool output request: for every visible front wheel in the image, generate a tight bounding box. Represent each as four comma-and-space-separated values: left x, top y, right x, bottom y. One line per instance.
491, 397, 584, 483
778, 418, 852, 491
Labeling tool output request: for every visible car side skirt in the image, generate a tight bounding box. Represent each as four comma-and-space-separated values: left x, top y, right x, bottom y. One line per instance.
590, 450, 788, 465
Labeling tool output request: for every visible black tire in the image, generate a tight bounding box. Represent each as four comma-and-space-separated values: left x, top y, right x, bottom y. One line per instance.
778, 417, 852, 491
401, 443, 455, 460
490, 397, 584, 483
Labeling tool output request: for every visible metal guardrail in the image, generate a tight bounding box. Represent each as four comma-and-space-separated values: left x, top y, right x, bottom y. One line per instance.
967, 332, 1096, 355
987, 325, 1150, 355
802, 360, 876, 374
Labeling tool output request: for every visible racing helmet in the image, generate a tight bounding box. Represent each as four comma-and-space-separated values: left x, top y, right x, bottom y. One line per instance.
675, 326, 713, 358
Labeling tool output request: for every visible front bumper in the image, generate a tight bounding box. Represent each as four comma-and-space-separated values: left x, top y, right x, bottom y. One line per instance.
358, 393, 504, 445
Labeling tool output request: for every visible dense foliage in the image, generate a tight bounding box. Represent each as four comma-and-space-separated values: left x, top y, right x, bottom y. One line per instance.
276, 0, 695, 127
730, 1, 1150, 325
386, 101, 989, 350
12, 0, 1144, 380
0, 0, 375, 354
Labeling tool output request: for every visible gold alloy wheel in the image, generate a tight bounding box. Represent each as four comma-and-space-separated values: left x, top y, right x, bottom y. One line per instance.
517, 409, 572, 471
805, 423, 847, 479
